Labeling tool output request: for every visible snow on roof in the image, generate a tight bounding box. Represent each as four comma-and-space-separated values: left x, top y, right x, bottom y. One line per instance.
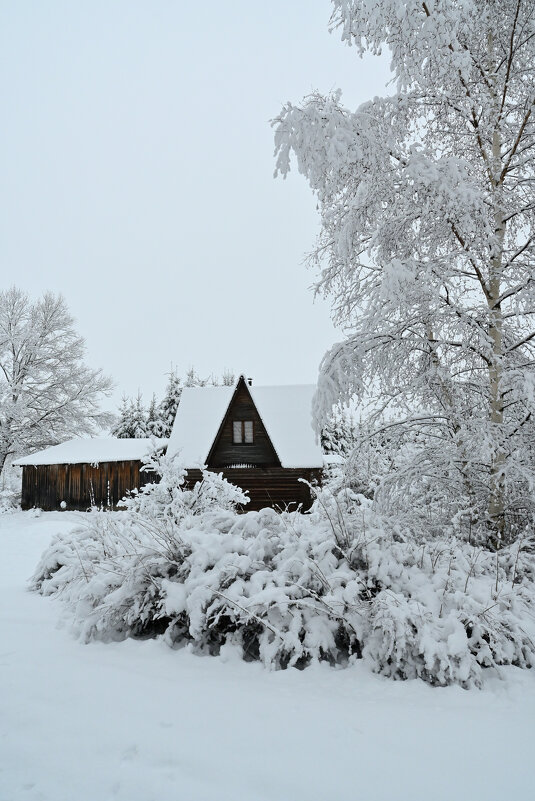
166, 386, 235, 467
250, 385, 323, 468
167, 381, 323, 469
14, 437, 167, 466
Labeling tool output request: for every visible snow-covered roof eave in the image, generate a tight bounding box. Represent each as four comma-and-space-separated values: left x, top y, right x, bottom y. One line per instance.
323, 454, 345, 466
14, 437, 168, 467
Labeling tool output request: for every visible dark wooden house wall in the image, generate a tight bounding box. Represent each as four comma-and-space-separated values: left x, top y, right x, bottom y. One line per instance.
186, 467, 322, 512
208, 381, 280, 467
20, 461, 157, 512
21, 463, 322, 513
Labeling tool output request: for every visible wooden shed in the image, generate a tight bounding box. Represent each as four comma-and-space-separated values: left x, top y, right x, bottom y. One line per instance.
167, 375, 324, 511
14, 438, 167, 511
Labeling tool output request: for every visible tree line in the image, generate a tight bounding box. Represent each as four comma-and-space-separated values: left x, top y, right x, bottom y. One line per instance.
111, 368, 236, 439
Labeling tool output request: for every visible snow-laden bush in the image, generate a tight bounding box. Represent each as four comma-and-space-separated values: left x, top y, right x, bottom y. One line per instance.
121, 451, 248, 521
0, 463, 21, 513
31, 460, 535, 687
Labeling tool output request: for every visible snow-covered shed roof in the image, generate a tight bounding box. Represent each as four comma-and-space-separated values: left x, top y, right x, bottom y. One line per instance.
167, 380, 323, 469
14, 437, 167, 466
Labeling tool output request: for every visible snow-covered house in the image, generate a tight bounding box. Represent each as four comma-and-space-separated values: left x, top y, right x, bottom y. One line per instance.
15, 377, 323, 512
15, 438, 166, 511
167, 375, 324, 511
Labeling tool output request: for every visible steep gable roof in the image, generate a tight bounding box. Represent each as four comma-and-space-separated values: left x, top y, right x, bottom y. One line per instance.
249, 384, 322, 468
167, 377, 323, 469
168, 385, 234, 467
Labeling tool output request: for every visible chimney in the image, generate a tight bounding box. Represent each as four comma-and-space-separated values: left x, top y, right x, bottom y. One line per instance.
247, 377, 253, 386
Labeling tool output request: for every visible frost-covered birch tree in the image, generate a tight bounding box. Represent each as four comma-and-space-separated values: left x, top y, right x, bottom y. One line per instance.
274, 0, 535, 544
0, 287, 113, 471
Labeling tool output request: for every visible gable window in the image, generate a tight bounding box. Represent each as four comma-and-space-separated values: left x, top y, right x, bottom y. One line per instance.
233, 420, 254, 444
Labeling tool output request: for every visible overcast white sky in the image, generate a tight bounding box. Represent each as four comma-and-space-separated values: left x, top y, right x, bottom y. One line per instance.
1, 1, 390, 409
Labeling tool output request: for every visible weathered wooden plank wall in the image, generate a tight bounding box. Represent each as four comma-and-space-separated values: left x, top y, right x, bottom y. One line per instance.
185, 467, 322, 512
21, 464, 322, 513
20, 461, 158, 511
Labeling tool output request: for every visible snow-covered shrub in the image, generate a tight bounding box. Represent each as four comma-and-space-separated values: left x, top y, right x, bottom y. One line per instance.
31, 467, 535, 687
0, 463, 21, 512
121, 451, 249, 522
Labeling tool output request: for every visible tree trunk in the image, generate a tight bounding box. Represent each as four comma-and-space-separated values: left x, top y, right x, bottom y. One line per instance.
0, 449, 9, 478
487, 123, 506, 548
488, 300, 505, 547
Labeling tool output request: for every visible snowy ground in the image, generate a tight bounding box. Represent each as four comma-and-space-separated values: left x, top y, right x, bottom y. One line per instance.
1, 512, 534, 801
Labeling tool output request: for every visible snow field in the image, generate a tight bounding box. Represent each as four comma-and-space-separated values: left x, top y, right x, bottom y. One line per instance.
1, 511, 534, 801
